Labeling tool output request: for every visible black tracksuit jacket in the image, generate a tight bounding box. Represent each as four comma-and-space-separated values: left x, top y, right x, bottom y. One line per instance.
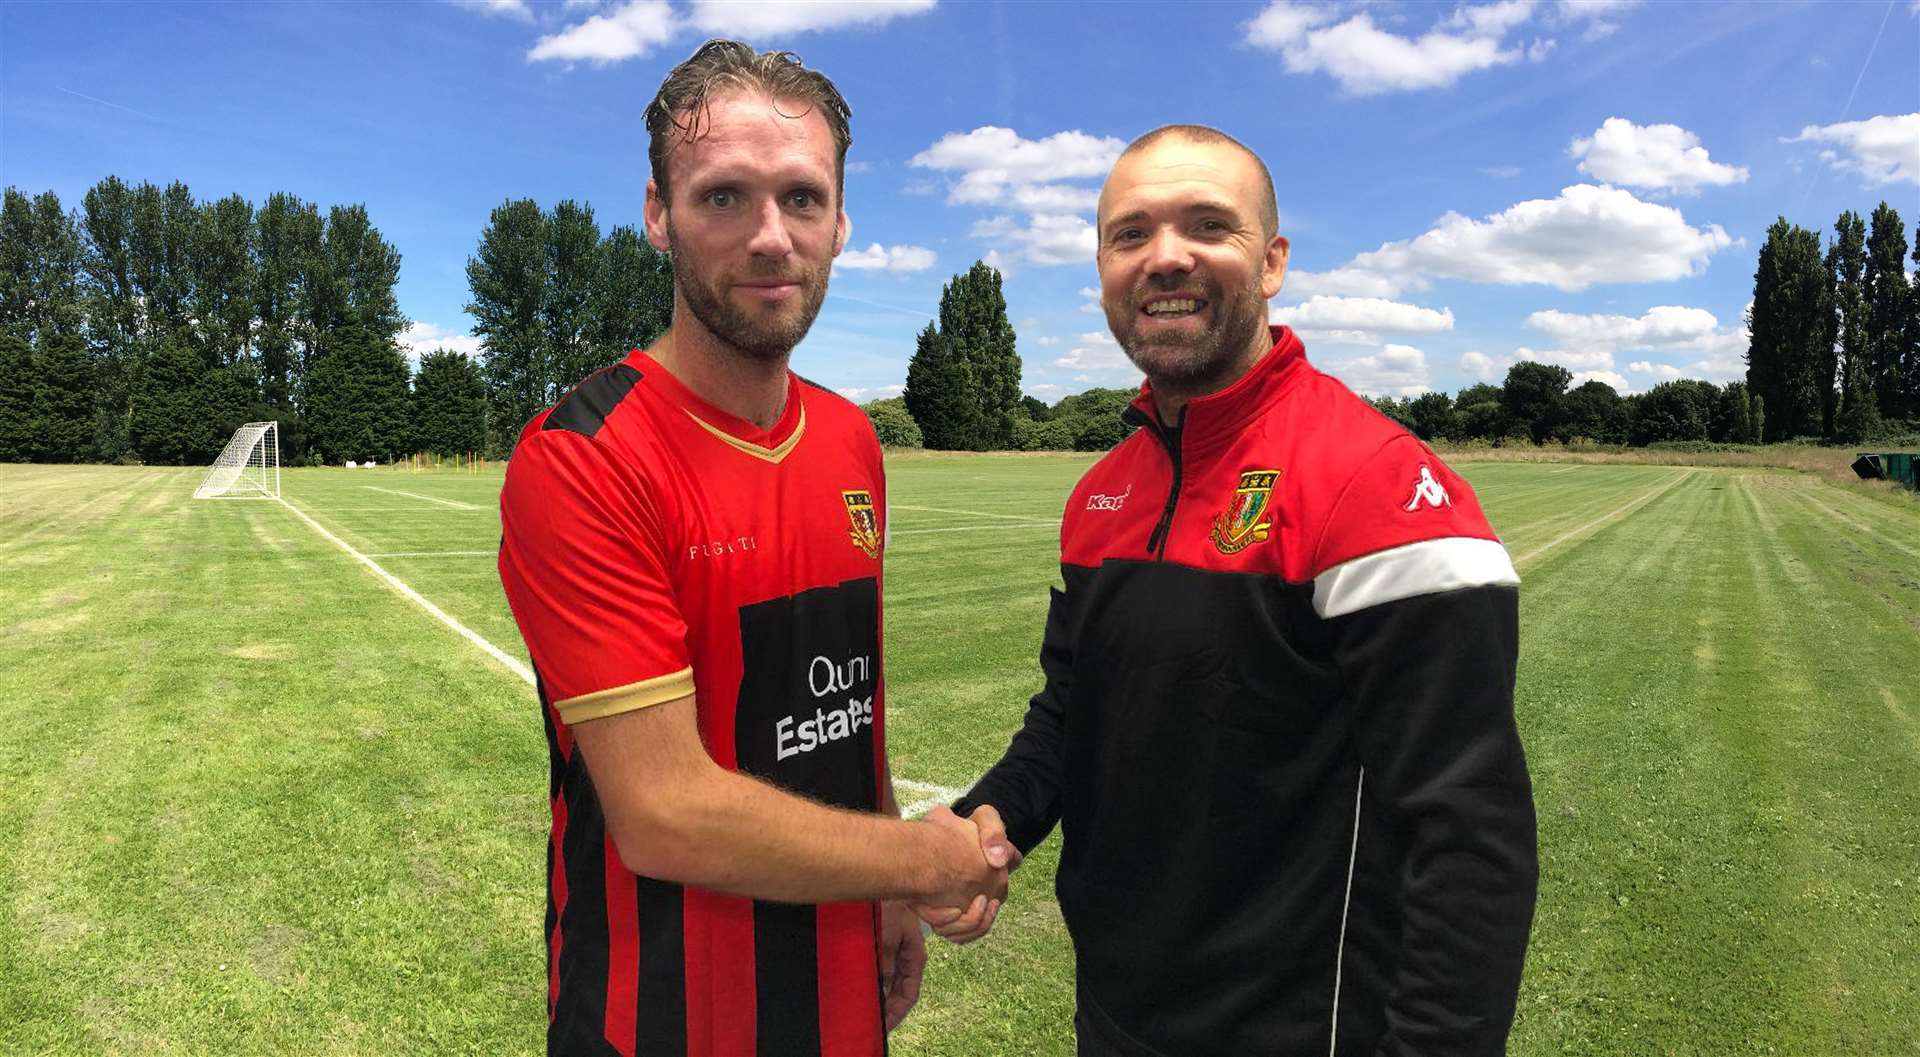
957, 328, 1538, 1057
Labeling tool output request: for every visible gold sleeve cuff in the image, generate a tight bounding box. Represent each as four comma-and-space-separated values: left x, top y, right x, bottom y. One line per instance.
554, 667, 694, 724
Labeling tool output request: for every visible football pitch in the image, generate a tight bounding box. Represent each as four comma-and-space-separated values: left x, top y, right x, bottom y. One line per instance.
2, 456, 1916, 1055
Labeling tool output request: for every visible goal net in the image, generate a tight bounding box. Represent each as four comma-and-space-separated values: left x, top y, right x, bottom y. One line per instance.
194, 421, 281, 499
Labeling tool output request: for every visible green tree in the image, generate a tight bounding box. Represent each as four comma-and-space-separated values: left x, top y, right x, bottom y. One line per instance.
544, 199, 604, 393
1020, 395, 1052, 421
0, 332, 33, 461
1862, 202, 1911, 419
937, 261, 1021, 448
304, 325, 412, 463
80, 177, 142, 459
1631, 379, 1718, 444
1746, 218, 1830, 440
130, 336, 208, 464
1500, 361, 1571, 443
1405, 391, 1455, 441
468, 199, 551, 451
1451, 382, 1506, 440
411, 349, 488, 457
903, 321, 982, 450
1559, 380, 1624, 443
1367, 395, 1415, 431
861, 396, 923, 448
1047, 386, 1139, 451
194, 193, 256, 367
1012, 417, 1077, 450
33, 331, 93, 461
1829, 210, 1872, 438
1711, 381, 1756, 445
595, 225, 674, 359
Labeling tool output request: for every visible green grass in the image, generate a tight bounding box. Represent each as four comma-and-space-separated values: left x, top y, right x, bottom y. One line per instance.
1, 456, 1915, 1055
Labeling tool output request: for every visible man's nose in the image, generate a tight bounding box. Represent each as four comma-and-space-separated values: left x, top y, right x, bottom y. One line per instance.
1143, 227, 1195, 280
746, 196, 793, 257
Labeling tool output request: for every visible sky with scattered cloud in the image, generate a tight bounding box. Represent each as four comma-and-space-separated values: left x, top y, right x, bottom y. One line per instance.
6, 0, 1916, 401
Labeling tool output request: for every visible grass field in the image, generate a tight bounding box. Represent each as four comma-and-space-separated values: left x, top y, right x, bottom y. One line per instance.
2, 455, 1917, 1055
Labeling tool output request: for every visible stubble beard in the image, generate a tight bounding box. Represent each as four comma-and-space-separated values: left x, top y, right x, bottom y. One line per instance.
667, 222, 831, 363
1107, 272, 1270, 397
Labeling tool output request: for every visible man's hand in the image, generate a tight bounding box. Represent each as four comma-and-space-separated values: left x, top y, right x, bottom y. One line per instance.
912, 805, 1021, 944
878, 900, 926, 1030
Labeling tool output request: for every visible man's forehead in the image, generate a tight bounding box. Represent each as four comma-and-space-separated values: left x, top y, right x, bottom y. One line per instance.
1102, 145, 1258, 214
665, 92, 834, 172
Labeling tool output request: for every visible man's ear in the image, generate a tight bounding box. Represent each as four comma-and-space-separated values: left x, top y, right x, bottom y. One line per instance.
834, 210, 851, 256
1261, 233, 1291, 300
644, 179, 670, 253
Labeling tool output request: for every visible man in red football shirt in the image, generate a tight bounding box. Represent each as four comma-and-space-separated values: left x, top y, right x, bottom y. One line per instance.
498, 41, 1010, 1057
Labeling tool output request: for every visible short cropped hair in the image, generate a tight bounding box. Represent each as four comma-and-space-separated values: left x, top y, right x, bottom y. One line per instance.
1120, 124, 1278, 238
644, 39, 854, 204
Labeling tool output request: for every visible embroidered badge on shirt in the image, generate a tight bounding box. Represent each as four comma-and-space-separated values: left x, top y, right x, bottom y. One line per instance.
1404, 465, 1452, 511
1210, 469, 1281, 554
843, 489, 881, 558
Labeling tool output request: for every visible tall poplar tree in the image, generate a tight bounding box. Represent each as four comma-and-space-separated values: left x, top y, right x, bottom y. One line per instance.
411, 349, 488, 457
1829, 211, 1878, 441
1745, 218, 1829, 441
594, 225, 674, 360
1862, 202, 1910, 419
902, 321, 982, 450
467, 198, 549, 450
937, 261, 1021, 448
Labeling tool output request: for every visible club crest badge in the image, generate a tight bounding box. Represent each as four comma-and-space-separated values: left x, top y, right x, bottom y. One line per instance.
1210, 469, 1281, 555
843, 489, 881, 559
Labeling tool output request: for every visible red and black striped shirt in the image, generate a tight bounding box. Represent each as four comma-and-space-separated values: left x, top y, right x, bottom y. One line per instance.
499, 349, 891, 1056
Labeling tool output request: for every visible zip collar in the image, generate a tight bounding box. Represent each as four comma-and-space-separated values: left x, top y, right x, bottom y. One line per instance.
1122, 326, 1308, 457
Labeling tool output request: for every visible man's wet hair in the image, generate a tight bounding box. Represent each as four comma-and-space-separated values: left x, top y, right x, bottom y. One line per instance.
1119, 124, 1279, 238
645, 39, 853, 204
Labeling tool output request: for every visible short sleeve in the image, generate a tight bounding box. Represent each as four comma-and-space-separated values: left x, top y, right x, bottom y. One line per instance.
499, 429, 693, 724
1308, 435, 1518, 619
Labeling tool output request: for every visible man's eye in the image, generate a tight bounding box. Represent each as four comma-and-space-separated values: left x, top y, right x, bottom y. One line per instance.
787, 190, 816, 209
707, 190, 735, 208
1198, 219, 1227, 233
1114, 229, 1144, 243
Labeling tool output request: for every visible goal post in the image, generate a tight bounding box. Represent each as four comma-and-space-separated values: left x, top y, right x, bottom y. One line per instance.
194, 421, 281, 499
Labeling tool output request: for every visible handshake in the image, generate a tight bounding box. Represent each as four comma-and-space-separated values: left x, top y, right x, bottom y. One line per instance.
911, 804, 1023, 944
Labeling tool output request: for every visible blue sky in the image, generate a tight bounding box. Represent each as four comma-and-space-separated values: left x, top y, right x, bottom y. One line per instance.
4, 0, 1916, 405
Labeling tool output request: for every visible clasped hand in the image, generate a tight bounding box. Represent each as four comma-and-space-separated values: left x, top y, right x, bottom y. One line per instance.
911, 805, 1022, 944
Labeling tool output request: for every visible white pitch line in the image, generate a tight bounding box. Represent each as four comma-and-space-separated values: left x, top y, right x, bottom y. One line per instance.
892, 521, 1059, 536
363, 550, 498, 559
275, 496, 535, 686
362, 486, 484, 511
1510, 469, 1695, 567
892, 504, 1053, 522
895, 778, 968, 818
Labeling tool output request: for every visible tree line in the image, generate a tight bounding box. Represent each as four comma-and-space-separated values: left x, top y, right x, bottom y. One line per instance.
0, 183, 669, 465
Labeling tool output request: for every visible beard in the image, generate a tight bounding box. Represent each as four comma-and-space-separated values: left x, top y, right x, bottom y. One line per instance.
667, 222, 831, 362
1106, 271, 1270, 392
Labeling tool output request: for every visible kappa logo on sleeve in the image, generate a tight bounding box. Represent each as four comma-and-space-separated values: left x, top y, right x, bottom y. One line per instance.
1404, 465, 1453, 511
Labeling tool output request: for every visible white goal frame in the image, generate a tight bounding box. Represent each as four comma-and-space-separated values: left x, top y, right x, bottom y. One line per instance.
194, 421, 281, 499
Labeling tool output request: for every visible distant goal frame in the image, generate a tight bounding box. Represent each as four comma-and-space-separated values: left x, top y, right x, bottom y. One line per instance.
194, 421, 282, 500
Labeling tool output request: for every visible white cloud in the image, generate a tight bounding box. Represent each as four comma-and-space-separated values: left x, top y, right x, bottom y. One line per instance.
1296, 329, 1383, 347
687, 0, 935, 37
1628, 360, 1685, 380
845, 160, 873, 175
454, 0, 534, 21
1572, 370, 1631, 393
1483, 165, 1523, 179
834, 243, 936, 273
1519, 346, 1614, 372
912, 127, 1123, 266
910, 127, 1124, 194
1556, 0, 1639, 38
1271, 295, 1455, 344
1570, 118, 1749, 194
1525, 304, 1719, 349
1784, 113, 1920, 186
1460, 350, 1513, 380
1078, 286, 1102, 313
1280, 266, 1404, 299
1053, 330, 1133, 372
836, 384, 906, 402
1034, 335, 1061, 347
1024, 383, 1067, 399
1245, 1, 1532, 95
1323, 343, 1432, 397
528, 0, 677, 63
1347, 184, 1732, 293
401, 321, 484, 360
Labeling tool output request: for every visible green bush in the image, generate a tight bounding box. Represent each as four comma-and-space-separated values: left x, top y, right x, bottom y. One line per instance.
862, 397, 924, 448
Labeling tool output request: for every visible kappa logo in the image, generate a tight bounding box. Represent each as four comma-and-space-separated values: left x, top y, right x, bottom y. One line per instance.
1404, 465, 1452, 512
1086, 484, 1131, 511
1210, 469, 1281, 555
842, 489, 881, 559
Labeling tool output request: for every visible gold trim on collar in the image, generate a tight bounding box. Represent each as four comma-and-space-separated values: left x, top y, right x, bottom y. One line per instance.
684, 405, 807, 463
